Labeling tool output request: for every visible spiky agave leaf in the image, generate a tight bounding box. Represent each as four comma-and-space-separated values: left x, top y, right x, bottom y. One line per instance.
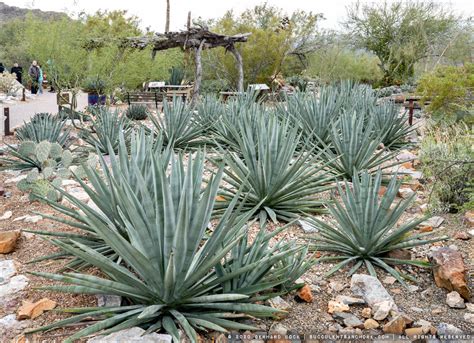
308, 170, 447, 285
320, 111, 401, 180
372, 101, 415, 150
16, 112, 71, 147
28, 149, 296, 342
80, 108, 132, 154
149, 97, 205, 151
215, 112, 335, 223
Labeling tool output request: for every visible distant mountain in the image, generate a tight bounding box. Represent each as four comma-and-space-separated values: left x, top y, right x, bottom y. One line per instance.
0, 1, 66, 23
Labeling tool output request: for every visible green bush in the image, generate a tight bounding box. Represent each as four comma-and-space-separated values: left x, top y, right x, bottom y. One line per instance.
417, 63, 474, 123
420, 123, 474, 213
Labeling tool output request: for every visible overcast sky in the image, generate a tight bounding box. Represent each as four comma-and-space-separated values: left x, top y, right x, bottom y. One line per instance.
4, 0, 473, 31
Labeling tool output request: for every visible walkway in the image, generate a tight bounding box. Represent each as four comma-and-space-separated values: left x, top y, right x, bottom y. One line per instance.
7, 92, 88, 129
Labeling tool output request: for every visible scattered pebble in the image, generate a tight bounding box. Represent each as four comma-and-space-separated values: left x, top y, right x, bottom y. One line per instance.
446, 291, 465, 309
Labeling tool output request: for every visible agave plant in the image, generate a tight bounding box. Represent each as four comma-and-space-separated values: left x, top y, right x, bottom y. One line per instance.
80, 108, 132, 154
30, 129, 169, 270
150, 97, 204, 150
194, 94, 224, 140
281, 89, 341, 146
321, 111, 400, 180
308, 170, 447, 284
27, 147, 312, 342
16, 113, 71, 147
125, 104, 150, 120
215, 113, 335, 223
373, 101, 415, 150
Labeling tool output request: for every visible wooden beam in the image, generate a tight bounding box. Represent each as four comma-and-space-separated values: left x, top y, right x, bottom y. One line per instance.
191, 39, 205, 106
228, 45, 244, 93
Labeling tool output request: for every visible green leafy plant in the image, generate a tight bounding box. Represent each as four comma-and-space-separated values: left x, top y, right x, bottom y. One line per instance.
27, 148, 308, 342
80, 108, 132, 154
16, 113, 71, 147
215, 113, 334, 223
125, 104, 149, 120
420, 123, 474, 213
308, 170, 447, 284
150, 98, 204, 150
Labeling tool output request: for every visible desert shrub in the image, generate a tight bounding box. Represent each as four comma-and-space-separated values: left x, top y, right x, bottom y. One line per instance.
308, 170, 447, 284
417, 63, 474, 123
420, 123, 474, 213
28, 148, 311, 341
16, 113, 71, 147
125, 104, 149, 120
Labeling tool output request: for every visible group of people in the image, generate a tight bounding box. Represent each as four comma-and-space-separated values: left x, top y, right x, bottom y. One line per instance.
0, 60, 46, 95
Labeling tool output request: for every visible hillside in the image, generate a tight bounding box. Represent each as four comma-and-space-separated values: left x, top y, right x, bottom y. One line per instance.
0, 1, 66, 23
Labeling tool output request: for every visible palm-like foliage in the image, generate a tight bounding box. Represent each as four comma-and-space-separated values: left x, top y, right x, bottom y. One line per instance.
308, 170, 447, 284
150, 98, 204, 150
16, 113, 71, 147
215, 113, 335, 223
373, 102, 415, 149
80, 108, 132, 154
321, 111, 400, 180
28, 149, 310, 342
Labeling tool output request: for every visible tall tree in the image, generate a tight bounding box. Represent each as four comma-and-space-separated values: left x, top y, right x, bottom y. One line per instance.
345, 1, 456, 85
165, 0, 170, 32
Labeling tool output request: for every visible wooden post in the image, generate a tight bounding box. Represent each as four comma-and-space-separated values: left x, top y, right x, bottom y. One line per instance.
408, 99, 414, 126
4, 107, 12, 136
191, 40, 205, 106
228, 44, 244, 93
22, 88, 26, 101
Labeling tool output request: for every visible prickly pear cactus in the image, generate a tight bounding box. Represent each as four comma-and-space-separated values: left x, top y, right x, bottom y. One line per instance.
62, 150, 73, 168
18, 141, 36, 156
35, 141, 52, 163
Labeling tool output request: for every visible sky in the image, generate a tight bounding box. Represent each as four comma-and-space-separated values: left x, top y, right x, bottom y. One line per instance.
3, 0, 473, 31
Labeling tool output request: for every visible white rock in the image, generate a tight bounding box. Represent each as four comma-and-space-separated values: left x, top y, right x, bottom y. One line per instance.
421, 216, 445, 228
464, 313, 474, 324
0, 211, 12, 220
298, 219, 318, 233
437, 322, 464, 336
397, 150, 417, 161
446, 291, 465, 309
87, 327, 172, 343
466, 303, 474, 313
66, 187, 90, 202
372, 300, 395, 321
96, 294, 122, 307
61, 179, 80, 187
335, 295, 365, 305
24, 215, 43, 223
398, 187, 415, 199
397, 166, 422, 179
0, 275, 29, 297
0, 314, 30, 336
5, 174, 27, 183
0, 260, 17, 283
468, 229, 474, 238
350, 274, 397, 309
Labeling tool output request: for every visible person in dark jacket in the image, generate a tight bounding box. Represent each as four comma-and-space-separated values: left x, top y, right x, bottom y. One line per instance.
11, 63, 23, 83
28, 60, 40, 94
0, 63, 5, 73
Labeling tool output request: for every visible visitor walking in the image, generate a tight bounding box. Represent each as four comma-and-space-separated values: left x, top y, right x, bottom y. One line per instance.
38, 64, 44, 94
28, 60, 40, 95
11, 63, 23, 84
0, 63, 5, 73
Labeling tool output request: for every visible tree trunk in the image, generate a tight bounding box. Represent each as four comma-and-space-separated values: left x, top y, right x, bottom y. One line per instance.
191, 40, 205, 106
229, 45, 244, 92
165, 0, 170, 33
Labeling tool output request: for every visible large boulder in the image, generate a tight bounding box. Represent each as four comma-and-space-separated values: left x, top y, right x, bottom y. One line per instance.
0, 231, 21, 254
429, 247, 471, 300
